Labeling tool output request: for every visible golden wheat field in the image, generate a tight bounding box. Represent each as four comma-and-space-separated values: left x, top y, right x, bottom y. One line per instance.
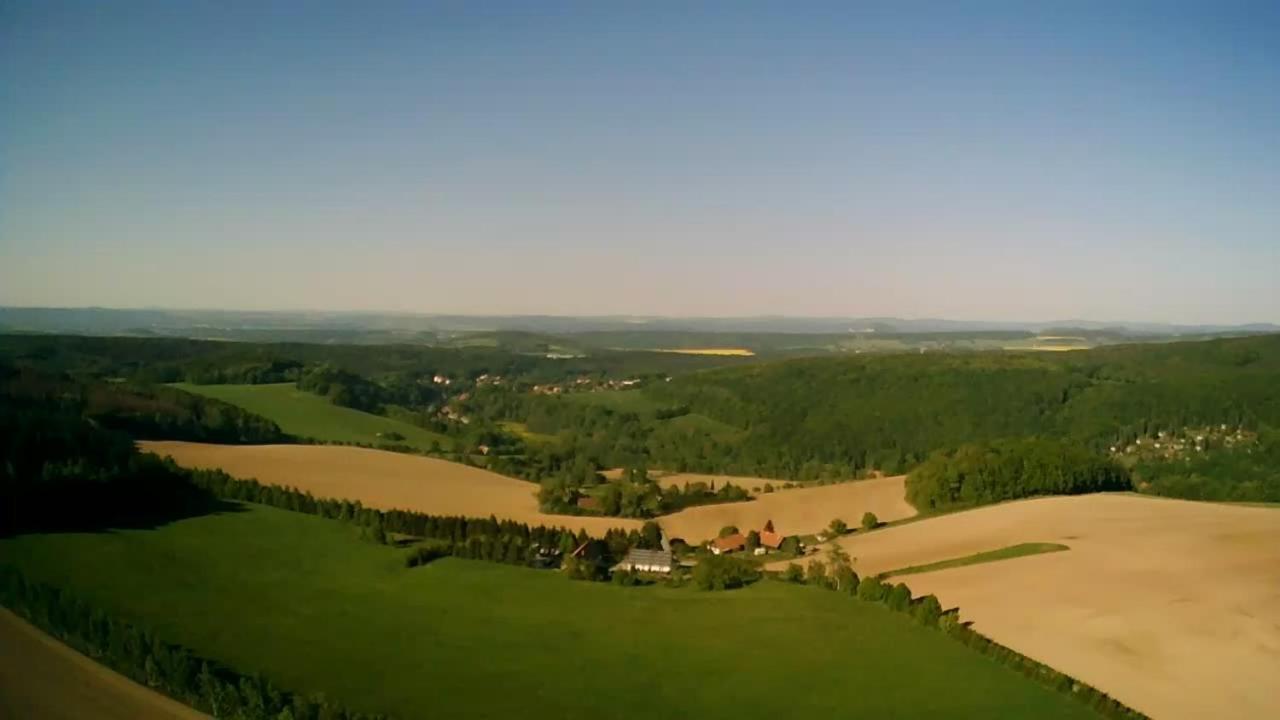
777, 494, 1280, 720
0, 609, 207, 720
140, 442, 643, 535
651, 347, 756, 356
657, 475, 915, 542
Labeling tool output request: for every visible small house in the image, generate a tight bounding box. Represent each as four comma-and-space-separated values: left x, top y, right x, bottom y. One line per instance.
615, 548, 674, 574
759, 520, 785, 550
711, 533, 746, 555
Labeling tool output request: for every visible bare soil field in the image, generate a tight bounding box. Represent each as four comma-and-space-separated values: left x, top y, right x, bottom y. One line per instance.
0, 608, 207, 720
658, 475, 915, 542
778, 494, 1280, 720
141, 442, 642, 535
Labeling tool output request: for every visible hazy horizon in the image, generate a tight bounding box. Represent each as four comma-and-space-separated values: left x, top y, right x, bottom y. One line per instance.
3, 2, 1278, 323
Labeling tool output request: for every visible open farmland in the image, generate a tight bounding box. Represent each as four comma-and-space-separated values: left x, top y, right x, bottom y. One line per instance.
781, 494, 1280, 720
171, 383, 451, 451
658, 475, 915, 542
0, 609, 207, 720
140, 441, 641, 535
0, 504, 1101, 720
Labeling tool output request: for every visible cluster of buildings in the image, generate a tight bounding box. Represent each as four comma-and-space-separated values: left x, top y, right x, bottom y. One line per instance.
709, 520, 788, 556
531, 376, 646, 396
1110, 425, 1256, 462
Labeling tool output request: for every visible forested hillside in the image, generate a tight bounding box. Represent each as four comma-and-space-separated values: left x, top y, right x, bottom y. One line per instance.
639, 335, 1280, 475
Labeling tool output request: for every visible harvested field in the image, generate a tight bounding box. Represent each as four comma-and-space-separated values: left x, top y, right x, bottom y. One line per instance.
652, 347, 756, 356
658, 475, 914, 542
139, 442, 641, 535
779, 494, 1280, 720
0, 608, 207, 720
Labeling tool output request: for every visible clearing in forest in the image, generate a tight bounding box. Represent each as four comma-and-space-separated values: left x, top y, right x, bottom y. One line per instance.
139, 441, 641, 535
171, 383, 452, 451
780, 494, 1280, 720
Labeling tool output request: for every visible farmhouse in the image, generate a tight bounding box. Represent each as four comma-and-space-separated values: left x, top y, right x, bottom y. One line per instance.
615, 548, 674, 574
759, 520, 785, 550
711, 533, 746, 554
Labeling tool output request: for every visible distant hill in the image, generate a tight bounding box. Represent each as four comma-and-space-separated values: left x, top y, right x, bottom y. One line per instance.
1, 306, 1274, 342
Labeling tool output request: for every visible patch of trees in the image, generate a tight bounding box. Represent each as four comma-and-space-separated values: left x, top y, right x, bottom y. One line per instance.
3, 365, 287, 445
535, 466, 752, 519
905, 438, 1132, 512
692, 554, 760, 591
297, 364, 389, 413
0, 565, 386, 720
0, 393, 230, 536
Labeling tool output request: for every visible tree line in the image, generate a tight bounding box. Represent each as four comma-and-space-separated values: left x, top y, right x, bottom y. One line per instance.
0, 565, 385, 720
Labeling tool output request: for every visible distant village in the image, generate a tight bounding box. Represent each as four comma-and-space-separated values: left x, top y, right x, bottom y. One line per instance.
1110, 424, 1257, 462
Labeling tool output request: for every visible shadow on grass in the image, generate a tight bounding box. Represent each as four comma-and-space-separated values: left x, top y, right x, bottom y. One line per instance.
2, 488, 246, 537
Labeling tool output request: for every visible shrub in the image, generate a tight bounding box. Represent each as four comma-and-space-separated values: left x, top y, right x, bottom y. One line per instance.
717, 525, 740, 538
404, 541, 452, 568
913, 594, 943, 627
781, 563, 805, 583
693, 554, 760, 591
887, 583, 912, 611
857, 576, 887, 602
828, 518, 848, 536
806, 559, 829, 588
860, 511, 880, 531
612, 569, 640, 586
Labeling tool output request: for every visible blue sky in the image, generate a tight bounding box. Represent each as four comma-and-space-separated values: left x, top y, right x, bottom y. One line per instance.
2, 1, 1277, 322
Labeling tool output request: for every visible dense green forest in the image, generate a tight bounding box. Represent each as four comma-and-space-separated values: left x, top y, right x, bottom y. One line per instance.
0, 334, 744, 386
904, 439, 1132, 511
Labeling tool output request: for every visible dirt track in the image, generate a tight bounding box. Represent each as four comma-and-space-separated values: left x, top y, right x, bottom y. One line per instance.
0, 608, 207, 720
777, 494, 1280, 720
658, 475, 915, 542
141, 442, 643, 535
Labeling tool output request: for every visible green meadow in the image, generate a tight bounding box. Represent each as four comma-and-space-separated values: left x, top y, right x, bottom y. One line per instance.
882, 542, 1071, 578
0, 505, 1100, 719
172, 382, 451, 451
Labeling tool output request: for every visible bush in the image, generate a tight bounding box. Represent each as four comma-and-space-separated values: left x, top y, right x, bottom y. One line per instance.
717, 525, 740, 538
612, 569, 640, 586
913, 594, 943, 627
857, 576, 887, 602
887, 583, 912, 611
693, 554, 760, 591
860, 512, 880, 531
828, 518, 848, 536
781, 563, 805, 583
806, 559, 829, 588
404, 541, 452, 568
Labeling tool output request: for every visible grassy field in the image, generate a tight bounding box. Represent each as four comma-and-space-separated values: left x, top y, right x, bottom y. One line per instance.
0, 505, 1100, 720
172, 383, 451, 451
881, 542, 1069, 578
